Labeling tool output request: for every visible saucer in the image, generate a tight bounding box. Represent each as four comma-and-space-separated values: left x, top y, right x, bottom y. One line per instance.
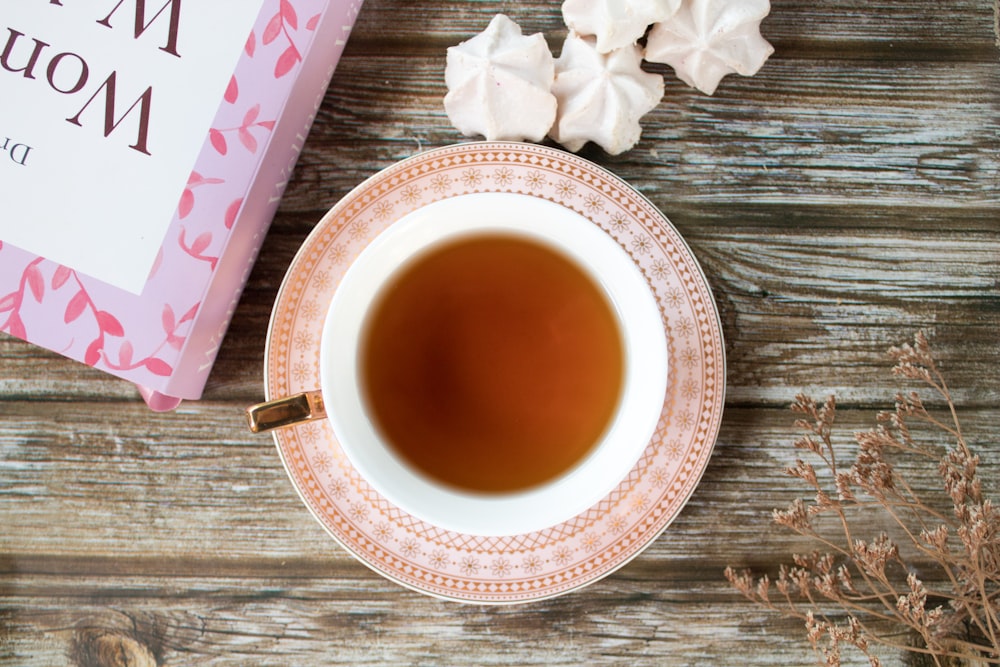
264, 142, 725, 603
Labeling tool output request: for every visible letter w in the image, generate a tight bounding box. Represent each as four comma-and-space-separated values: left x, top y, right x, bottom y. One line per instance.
97, 0, 182, 57
66, 72, 154, 155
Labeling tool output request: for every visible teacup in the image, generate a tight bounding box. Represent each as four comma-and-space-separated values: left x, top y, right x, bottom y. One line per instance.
248, 192, 667, 536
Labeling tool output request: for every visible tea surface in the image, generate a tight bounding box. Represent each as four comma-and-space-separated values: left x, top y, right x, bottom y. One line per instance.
362, 234, 624, 493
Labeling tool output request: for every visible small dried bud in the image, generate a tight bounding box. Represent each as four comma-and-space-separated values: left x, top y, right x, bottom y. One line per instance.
892, 361, 933, 384
878, 410, 914, 448
846, 615, 864, 645
895, 572, 929, 626
756, 574, 771, 602
790, 566, 812, 593
819, 395, 837, 431
900, 391, 925, 416
774, 498, 812, 532
793, 436, 823, 456
724, 567, 755, 598
805, 611, 824, 643
775, 564, 791, 595
793, 551, 824, 571
958, 500, 1000, 573
837, 564, 858, 595
853, 431, 896, 494
814, 488, 835, 511
792, 394, 836, 440
889, 332, 935, 379
835, 472, 856, 502
816, 571, 839, 598
787, 459, 819, 486
940, 446, 983, 507
853, 534, 898, 577
791, 394, 817, 417
919, 525, 950, 553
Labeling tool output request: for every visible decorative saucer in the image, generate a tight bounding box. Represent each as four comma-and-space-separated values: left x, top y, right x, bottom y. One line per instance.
265, 141, 725, 603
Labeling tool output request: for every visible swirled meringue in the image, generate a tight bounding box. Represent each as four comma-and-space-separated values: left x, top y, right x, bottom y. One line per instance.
645, 0, 774, 95
443, 14, 557, 142
562, 0, 682, 53
549, 33, 664, 155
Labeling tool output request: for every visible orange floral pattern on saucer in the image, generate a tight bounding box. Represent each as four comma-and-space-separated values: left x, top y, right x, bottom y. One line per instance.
265, 142, 725, 603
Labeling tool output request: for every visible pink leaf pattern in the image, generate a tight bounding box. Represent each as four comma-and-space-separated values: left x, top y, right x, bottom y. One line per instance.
209, 129, 228, 155
180, 172, 226, 218
0, 293, 15, 313
178, 302, 200, 325
190, 232, 212, 256
166, 333, 186, 350
179, 228, 220, 270
8, 313, 26, 340
263, 12, 283, 44
224, 75, 239, 104
224, 198, 243, 229
25, 264, 44, 302
64, 290, 88, 323
188, 172, 224, 187
51, 265, 72, 290
274, 45, 300, 78
245, 30, 256, 56
118, 341, 134, 368
256, 3, 306, 80
178, 188, 195, 218
238, 127, 258, 153
280, 0, 298, 29
162, 303, 176, 334
56, 270, 166, 374
96, 311, 124, 337
242, 104, 260, 127
84, 338, 102, 366
144, 358, 173, 376
208, 103, 272, 156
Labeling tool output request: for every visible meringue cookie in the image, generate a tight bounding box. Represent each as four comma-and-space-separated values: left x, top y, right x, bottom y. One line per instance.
443, 14, 557, 142
549, 33, 664, 155
644, 0, 774, 95
562, 0, 682, 53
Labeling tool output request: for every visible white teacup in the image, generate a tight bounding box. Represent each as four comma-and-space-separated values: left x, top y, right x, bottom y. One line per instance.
249, 192, 667, 536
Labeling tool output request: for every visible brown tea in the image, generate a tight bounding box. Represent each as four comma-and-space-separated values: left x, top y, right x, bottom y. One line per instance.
361, 234, 624, 494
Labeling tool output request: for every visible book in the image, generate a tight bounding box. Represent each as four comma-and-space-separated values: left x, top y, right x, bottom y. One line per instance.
0, 0, 364, 410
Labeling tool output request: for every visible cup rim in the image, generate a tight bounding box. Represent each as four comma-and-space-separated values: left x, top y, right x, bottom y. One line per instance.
320, 192, 668, 536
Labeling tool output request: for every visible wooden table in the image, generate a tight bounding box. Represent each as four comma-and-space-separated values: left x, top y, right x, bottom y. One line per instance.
3, 1, 998, 664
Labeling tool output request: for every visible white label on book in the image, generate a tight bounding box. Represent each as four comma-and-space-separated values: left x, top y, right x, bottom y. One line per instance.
0, 0, 267, 294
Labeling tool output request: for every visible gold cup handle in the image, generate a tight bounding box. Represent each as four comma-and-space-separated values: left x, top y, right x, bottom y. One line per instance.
246, 390, 327, 433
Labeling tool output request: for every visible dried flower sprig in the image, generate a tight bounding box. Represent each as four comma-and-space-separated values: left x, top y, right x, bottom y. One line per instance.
725, 332, 999, 666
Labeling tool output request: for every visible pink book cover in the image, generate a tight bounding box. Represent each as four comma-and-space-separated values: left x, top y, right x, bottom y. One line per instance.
0, 0, 364, 410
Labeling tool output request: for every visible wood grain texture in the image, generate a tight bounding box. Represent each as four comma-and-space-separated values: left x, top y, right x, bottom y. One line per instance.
2, 0, 999, 664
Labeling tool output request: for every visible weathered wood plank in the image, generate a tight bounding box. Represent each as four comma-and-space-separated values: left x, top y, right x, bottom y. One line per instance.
0, 585, 878, 666
3, 403, 996, 560
345, 0, 999, 56
274, 56, 1000, 215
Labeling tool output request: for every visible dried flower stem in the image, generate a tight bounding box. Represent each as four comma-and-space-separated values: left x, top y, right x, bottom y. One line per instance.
727, 332, 1000, 665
